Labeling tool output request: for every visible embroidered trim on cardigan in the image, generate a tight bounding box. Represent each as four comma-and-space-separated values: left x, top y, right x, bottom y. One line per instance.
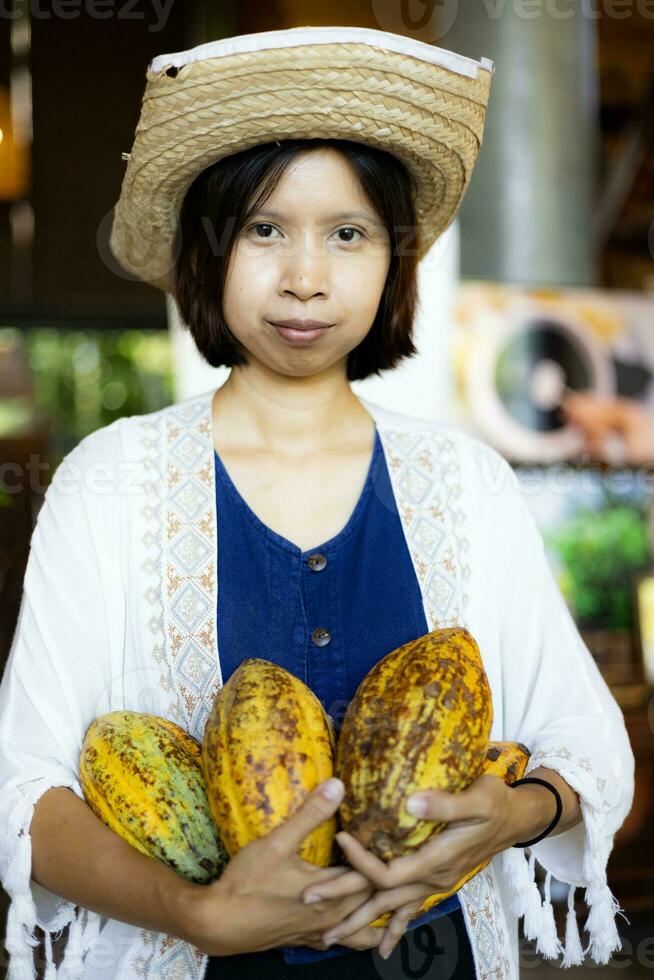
131, 392, 510, 980
128, 393, 219, 980
376, 426, 512, 980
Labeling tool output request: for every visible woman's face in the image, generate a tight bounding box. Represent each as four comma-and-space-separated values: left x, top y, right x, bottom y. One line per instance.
220, 147, 392, 378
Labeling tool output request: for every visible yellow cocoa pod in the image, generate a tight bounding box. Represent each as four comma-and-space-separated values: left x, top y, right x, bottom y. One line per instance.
336, 627, 493, 862
202, 659, 337, 866
483, 740, 531, 782
79, 711, 228, 884
368, 740, 531, 926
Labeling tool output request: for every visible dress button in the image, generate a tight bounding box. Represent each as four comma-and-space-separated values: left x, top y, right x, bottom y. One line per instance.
311, 627, 332, 647
307, 552, 327, 571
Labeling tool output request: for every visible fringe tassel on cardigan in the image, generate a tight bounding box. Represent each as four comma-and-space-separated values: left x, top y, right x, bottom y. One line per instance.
4, 781, 102, 980
502, 847, 563, 960
4, 825, 44, 980
59, 907, 103, 978
580, 798, 630, 963
561, 883, 585, 966
502, 794, 631, 968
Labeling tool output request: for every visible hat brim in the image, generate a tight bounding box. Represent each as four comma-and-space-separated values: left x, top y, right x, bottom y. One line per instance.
109, 36, 493, 293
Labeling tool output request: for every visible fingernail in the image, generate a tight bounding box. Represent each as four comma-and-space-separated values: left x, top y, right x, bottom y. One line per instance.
406, 795, 428, 816
323, 934, 340, 945
322, 778, 343, 801
303, 894, 322, 905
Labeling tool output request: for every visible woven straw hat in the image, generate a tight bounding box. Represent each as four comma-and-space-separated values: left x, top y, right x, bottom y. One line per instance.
109, 25, 494, 293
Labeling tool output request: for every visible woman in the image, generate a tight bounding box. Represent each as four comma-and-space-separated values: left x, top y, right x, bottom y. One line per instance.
0, 25, 634, 980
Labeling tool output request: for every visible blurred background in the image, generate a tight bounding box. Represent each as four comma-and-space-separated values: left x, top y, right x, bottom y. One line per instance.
1, 0, 654, 976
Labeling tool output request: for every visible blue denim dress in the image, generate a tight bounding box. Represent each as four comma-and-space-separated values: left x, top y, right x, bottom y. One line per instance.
212, 423, 461, 965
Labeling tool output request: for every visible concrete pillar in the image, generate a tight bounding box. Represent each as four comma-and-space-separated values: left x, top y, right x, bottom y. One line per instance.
439, 0, 602, 287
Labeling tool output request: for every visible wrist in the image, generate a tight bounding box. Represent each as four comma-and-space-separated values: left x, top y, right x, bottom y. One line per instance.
505, 780, 559, 847
169, 877, 227, 950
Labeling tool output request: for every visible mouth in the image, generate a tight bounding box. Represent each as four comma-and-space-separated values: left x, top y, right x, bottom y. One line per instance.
269, 319, 334, 332
267, 321, 332, 346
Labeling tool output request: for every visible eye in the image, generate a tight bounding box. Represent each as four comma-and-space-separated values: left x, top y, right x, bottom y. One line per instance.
244, 223, 366, 244
246, 223, 280, 240
334, 226, 364, 244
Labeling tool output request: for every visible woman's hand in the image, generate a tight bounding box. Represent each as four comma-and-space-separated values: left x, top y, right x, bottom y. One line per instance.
183, 778, 386, 956
300, 773, 514, 958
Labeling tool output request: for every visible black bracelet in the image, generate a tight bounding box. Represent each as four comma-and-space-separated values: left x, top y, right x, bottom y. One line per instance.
510, 777, 563, 847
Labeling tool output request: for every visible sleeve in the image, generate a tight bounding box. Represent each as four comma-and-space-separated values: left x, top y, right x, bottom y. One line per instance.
478, 451, 635, 967
0, 438, 110, 979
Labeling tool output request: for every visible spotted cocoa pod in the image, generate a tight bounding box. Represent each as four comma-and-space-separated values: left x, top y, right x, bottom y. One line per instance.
202, 658, 337, 866
336, 627, 493, 863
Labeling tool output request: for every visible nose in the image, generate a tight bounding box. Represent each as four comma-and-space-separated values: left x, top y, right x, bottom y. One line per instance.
279, 231, 329, 300
281, 277, 327, 301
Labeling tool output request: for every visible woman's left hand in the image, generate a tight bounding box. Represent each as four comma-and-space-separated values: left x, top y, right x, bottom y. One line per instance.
303, 774, 515, 958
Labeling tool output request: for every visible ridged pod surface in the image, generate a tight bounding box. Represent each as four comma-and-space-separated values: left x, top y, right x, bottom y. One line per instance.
483, 740, 531, 782
369, 739, 531, 926
79, 711, 228, 884
202, 659, 337, 866
336, 628, 493, 862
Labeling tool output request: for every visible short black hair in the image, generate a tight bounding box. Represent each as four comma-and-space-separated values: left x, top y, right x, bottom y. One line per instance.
172, 138, 421, 381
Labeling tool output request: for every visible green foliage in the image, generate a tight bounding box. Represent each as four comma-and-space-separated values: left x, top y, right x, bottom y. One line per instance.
0, 327, 174, 470
546, 499, 650, 630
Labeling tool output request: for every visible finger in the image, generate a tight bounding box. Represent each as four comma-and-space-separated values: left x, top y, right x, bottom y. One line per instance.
338, 825, 477, 892
338, 925, 385, 952
379, 903, 419, 960
405, 773, 499, 825
268, 778, 343, 858
296, 860, 349, 879
322, 883, 429, 942
306, 925, 385, 952
334, 832, 395, 888
321, 894, 382, 944
302, 868, 371, 905
336, 831, 449, 890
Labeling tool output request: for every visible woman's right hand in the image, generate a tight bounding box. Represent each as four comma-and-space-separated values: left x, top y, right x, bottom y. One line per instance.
182, 778, 388, 956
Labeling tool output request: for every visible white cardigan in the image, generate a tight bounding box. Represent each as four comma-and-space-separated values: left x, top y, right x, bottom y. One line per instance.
0, 387, 635, 979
